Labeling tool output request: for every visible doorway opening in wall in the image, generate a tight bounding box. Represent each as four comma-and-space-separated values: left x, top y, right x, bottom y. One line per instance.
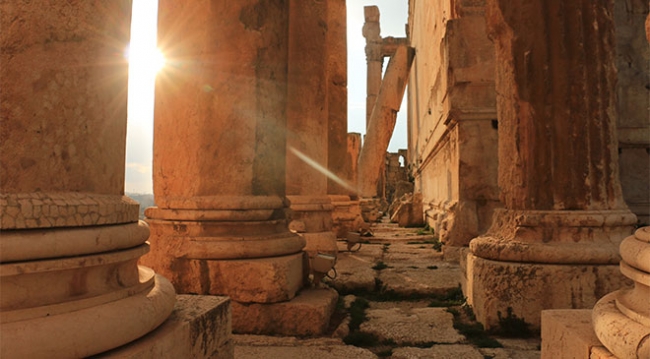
346, 1, 409, 154
124, 0, 161, 217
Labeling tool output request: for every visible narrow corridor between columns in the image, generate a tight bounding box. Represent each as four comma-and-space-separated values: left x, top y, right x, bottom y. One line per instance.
234, 217, 542, 359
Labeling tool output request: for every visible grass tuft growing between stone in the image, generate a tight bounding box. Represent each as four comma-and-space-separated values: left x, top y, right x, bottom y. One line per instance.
494, 307, 533, 338
447, 306, 503, 348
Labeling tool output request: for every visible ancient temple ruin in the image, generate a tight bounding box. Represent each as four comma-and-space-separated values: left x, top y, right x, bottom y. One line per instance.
1, 0, 648, 358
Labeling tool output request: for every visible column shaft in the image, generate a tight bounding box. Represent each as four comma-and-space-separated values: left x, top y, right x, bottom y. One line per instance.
286, 0, 337, 257
466, 0, 636, 330
0, 1, 175, 357
144, 0, 305, 304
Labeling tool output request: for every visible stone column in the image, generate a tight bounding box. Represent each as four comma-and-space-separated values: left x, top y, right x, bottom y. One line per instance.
143, 0, 305, 305
357, 45, 414, 198
590, 15, 650, 359
0, 1, 175, 357
326, 0, 363, 238
466, 0, 637, 330
285, 0, 338, 259
363, 6, 383, 128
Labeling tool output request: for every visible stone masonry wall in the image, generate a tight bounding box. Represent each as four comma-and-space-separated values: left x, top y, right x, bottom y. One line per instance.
407, 0, 499, 246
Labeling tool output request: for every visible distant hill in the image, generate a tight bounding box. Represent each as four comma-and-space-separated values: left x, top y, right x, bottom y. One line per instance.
126, 193, 155, 219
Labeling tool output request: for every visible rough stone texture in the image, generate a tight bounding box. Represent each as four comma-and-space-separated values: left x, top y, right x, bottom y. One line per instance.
0, 2, 177, 357
391, 345, 483, 359
407, 0, 499, 248
234, 336, 377, 359
0, 1, 132, 196
467, 0, 636, 331
230, 288, 338, 336
327, 0, 351, 197
614, 0, 650, 226
97, 295, 233, 359
145, 252, 305, 304
466, 255, 628, 330
0, 193, 140, 229
359, 307, 464, 344
384, 151, 409, 204
540, 310, 601, 359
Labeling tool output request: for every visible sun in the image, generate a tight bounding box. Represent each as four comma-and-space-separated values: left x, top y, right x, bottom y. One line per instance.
125, 45, 166, 76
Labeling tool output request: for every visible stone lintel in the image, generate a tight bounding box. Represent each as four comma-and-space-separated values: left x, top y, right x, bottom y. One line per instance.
466, 255, 629, 330
97, 295, 233, 359
231, 288, 338, 336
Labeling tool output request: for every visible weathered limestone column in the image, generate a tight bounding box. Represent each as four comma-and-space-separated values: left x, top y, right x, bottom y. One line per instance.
144, 0, 306, 305
363, 6, 383, 128
326, 0, 363, 238
590, 16, 650, 359
285, 0, 338, 259
466, 0, 637, 330
0, 1, 175, 357
358, 45, 415, 198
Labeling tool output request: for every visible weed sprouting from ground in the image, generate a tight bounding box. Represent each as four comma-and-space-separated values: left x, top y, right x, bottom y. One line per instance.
494, 307, 533, 338
372, 261, 391, 270
348, 298, 370, 331
447, 305, 502, 348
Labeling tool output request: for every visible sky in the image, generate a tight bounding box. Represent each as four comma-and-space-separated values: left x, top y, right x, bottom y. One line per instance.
124, 0, 409, 194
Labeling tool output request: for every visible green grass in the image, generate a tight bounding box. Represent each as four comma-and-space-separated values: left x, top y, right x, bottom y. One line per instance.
447, 306, 503, 348
372, 261, 392, 270
494, 307, 533, 338
348, 298, 370, 331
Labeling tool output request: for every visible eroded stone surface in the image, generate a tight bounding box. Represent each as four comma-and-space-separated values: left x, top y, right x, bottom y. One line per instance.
359, 307, 463, 344
391, 345, 483, 359
231, 288, 338, 336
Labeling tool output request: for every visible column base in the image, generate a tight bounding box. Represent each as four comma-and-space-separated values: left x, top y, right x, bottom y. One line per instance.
360, 198, 382, 222
1, 273, 176, 358
330, 195, 364, 238
592, 291, 650, 358
96, 295, 233, 359
231, 288, 338, 335
141, 252, 305, 304
465, 254, 628, 330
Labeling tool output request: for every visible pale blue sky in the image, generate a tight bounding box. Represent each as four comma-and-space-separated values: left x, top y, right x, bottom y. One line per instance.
125, 0, 409, 194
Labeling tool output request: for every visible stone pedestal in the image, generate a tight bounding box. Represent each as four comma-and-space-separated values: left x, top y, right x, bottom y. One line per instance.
97, 295, 234, 359
143, 0, 305, 311
467, 0, 636, 330
0, 2, 175, 357
592, 227, 650, 358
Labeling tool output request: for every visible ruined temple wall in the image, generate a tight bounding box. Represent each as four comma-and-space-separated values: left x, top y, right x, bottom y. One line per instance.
407, 0, 499, 246
614, 0, 650, 225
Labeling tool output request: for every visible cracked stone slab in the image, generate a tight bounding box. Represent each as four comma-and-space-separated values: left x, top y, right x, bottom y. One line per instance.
359, 307, 464, 344
235, 344, 377, 359
391, 345, 484, 359
377, 264, 461, 296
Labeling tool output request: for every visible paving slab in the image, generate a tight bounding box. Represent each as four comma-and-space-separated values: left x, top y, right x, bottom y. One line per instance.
234, 336, 377, 359
359, 307, 464, 344
377, 263, 461, 296
391, 345, 483, 359
478, 347, 541, 359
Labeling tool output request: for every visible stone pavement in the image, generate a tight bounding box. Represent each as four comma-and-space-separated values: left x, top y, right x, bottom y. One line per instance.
235, 221, 541, 359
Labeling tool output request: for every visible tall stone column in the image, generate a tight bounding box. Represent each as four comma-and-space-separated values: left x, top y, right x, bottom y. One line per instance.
466, 0, 637, 330
326, 0, 363, 237
143, 0, 305, 306
358, 45, 414, 198
0, 1, 175, 357
363, 6, 383, 128
285, 0, 338, 259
